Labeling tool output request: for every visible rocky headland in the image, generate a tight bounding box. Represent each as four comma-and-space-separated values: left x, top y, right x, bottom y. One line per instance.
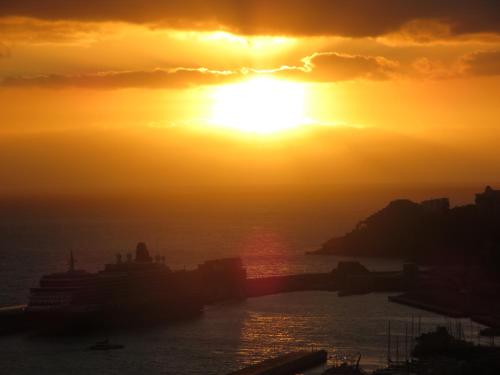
310, 186, 500, 269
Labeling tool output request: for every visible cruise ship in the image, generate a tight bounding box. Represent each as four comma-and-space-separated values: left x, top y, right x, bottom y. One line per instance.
26, 243, 247, 330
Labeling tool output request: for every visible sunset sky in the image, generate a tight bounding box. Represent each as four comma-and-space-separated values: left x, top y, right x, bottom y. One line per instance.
1, 1, 500, 194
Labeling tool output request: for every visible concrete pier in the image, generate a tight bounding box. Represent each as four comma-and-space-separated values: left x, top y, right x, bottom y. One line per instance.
388, 294, 465, 318
245, 273, 335, 297
0, 304, 28, 333
227, 350, 327, 375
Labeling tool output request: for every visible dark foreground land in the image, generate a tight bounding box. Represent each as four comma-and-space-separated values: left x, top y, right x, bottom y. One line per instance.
227, 326, 500, 375
373, 326, 500, 375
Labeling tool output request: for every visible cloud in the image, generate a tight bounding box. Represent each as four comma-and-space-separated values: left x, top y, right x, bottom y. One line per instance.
0, 1, 499, 38
1, 67, 240, 89
460, 50, 500, 77
0, 122, 496, 193
0, 42, 9, 58
300, 52, 398, 81
0, 51, 400, 89
409, 50, 500, 80
0, 16, 105, 44
254, 52, 398, 82
10, 49, 500, 89
411, 57, 459, 80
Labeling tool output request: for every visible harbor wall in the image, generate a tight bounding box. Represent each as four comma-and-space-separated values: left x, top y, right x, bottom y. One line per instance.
227, 350, 328, 375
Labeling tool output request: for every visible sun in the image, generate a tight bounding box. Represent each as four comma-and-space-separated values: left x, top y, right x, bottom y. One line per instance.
211, 77, 309, 134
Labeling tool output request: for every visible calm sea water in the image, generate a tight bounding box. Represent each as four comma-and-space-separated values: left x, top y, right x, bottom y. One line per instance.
0, 187, 482, 373
1, 292, 477, 374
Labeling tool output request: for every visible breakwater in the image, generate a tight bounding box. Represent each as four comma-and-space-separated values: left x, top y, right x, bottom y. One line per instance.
244, 261, 408, 298
0, 259, 411, 335
227, 350, 327, 375
245, 273, 335, 297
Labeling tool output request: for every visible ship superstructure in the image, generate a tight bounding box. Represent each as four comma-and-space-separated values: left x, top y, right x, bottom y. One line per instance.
27, 252, 101, 313
26, 243, 202, 326
25, 243, 247, 330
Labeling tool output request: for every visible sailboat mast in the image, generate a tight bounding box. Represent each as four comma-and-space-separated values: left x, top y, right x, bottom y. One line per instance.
387, 321, 392, 363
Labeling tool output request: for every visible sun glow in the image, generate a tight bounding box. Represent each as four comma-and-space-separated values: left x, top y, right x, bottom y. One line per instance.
211, 77, 309, 134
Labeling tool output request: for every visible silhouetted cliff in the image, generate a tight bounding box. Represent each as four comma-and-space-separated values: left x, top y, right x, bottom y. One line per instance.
311, 186, 500, 267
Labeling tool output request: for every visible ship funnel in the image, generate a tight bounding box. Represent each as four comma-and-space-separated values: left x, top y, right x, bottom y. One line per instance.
69, 251, 75, 272
135, 242, 152, 262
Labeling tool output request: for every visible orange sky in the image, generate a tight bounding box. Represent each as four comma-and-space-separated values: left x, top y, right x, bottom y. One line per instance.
1, 1, 500, 193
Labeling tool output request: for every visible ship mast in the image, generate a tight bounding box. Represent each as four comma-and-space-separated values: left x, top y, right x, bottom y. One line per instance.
387, 320, 391, 364
69, 251, 75, 272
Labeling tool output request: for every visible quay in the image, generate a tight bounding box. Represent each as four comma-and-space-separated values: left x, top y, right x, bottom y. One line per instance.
472, 315, 500, 328
0, 257, 413, 335
245, 273, 335, 297
245, 261, 410, 298
227, 350, 328, 375
388, 294, 466, 318
0, 304, 26, 315
0, 304, 28, 334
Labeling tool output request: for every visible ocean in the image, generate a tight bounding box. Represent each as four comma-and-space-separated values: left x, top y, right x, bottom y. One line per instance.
0, 186, 482, 373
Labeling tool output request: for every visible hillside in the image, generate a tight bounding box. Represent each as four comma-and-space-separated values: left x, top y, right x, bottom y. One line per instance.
311, 186, 500, 266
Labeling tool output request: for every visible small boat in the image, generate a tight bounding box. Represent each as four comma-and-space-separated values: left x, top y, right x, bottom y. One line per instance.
88, 339, 124, 351
323, 353, 366, 374
323, 363, 366, 374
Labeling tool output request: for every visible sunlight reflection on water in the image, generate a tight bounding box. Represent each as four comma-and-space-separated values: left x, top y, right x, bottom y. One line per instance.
224, 292, 484, 374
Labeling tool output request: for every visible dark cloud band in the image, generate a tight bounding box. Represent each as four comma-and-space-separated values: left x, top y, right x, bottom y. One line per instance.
461, 50, 500, 76
0, 52, 397, 89
1, 0, 499, 37
1, 68, 239, 89
3, 49, 499, 89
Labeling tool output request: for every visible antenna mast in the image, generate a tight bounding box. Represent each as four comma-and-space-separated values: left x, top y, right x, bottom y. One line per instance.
69, 251, 75, 272
387, 321, 392, 364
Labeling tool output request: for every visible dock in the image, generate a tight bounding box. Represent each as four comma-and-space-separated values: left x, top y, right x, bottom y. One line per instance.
0, 260, 414, 335
245, 273, 335, 297
388, 294, 465, 318
0, 304, 28, 334
244, 261, 409, 299
227, 350, 327, 375
0, 304, 26, 315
